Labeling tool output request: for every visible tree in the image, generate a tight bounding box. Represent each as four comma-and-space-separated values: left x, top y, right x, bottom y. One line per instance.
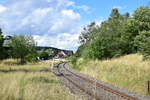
77, 22, 99, 58
110, 8, 120, 20
76, 6, 150, 60
133, 6, 150, 60
79, 22, 98, 45
85, 8, 129, 59
0, 28, 5, 60
82, 39, 105, 60
9, 35, 37, 64
0, 28, 3, 47
121, 6, 150, 57
134, 31, 150, 60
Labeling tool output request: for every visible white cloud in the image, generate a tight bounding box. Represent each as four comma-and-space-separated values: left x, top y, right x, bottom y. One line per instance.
0, 5, 7, 13
61, 9, 80, 19
67, 2, 90, 13
66, 1, 75, 7
76, 5, 90, 12
0, 0, 86, 50
49, 9, 81, 34
112, 6, 126, 9
0, 0, 81, 34
33, 33, 80, 50
21, 8, 53, 26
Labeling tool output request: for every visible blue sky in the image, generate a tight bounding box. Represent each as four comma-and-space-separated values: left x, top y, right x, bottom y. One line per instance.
0, 0, 149, 51
73, 0, 150, 23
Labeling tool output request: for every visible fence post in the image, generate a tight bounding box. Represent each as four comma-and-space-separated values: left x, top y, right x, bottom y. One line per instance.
148, 81, 150, 94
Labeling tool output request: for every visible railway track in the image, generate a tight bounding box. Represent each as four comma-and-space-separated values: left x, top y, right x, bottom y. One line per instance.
53, 62, 150, 100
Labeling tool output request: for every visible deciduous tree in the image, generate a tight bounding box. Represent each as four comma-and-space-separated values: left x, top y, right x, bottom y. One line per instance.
9, 35, 37, 64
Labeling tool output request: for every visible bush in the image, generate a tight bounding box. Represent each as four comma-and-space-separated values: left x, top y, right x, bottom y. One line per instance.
25, 53, 37, 62
39, 51, 49, 60
70, 56, 77, 66
82, 39, 105, 60
0, 47, 6, 59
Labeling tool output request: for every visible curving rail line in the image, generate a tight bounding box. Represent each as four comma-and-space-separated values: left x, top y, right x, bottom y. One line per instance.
53, 62, 150, 100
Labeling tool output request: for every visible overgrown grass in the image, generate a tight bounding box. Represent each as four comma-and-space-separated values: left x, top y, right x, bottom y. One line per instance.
0, 59, 75, 100
73, 54, 150, 96
0, 59, 54, 70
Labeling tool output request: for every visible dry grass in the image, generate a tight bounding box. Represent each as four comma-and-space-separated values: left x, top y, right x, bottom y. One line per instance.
75, 54, 150, 96
0, 59, 75, 100
0, 59, 55, 70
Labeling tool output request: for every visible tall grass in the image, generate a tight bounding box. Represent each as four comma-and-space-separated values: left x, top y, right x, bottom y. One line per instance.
74, 54, 150, 96
0, 59, 75, 100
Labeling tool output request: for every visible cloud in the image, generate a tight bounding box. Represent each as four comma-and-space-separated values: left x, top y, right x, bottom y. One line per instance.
70, 3, 91, 13
76, 5, 90, 12
0, 0, 87, 50
0, 5, 7, 13
112, 6, 126, 10
61, 9, 80, 19
33, 33, 80, 50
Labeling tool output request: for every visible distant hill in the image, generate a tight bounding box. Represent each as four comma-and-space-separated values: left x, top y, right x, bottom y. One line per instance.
3, 35, 73, 58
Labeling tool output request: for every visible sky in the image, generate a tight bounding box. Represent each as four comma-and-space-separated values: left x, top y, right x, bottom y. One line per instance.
0, 0, 149, 51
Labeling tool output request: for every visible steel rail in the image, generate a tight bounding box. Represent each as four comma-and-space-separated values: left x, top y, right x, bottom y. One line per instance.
54, 62, 143, 100
62, 62, 140, 100
54, 62, 98, 99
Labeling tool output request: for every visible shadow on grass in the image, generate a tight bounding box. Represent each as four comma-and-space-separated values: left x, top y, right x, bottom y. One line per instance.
0, 68, 51, 73
28, 76, 58, 84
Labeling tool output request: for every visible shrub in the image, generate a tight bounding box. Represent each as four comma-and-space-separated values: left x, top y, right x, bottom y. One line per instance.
70, 56, 77, 66
39, 51, 49, 60
82, 39, 105, 60
25, 53, 37, 62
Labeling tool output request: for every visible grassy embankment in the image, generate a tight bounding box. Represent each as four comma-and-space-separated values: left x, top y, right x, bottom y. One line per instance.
73, 54, 150, 96
0, 59, 75, 100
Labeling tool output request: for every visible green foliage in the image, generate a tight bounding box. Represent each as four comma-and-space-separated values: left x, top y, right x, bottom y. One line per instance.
38, 49, 53, 60
79, 22, 98, 45
133, 6, 150, 25
25, 53, 37, 62
132, 6, 150, 60
77, 8, 128, 60
134, 31, 150, 60
122, 6, 150, 55
39, 50, 49, 60
76, 6, 150, 60
0, 49, 10, 59
45, 49, 53, 59
70, 56, 77, 66
0, 28, 5, 60
120, 19, 139, 54
0, 28, 3, 47
82, 39, 105, 60
9, 35, 37, 64
75, 44, 86, 57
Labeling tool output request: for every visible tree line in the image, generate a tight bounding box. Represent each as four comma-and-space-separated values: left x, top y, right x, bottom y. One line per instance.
0, 32, 53, 64
75, 6, 150, 60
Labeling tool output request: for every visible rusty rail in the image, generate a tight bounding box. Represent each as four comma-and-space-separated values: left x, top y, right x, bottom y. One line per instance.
54, 62, 149, 100
148, 81, 150, 94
